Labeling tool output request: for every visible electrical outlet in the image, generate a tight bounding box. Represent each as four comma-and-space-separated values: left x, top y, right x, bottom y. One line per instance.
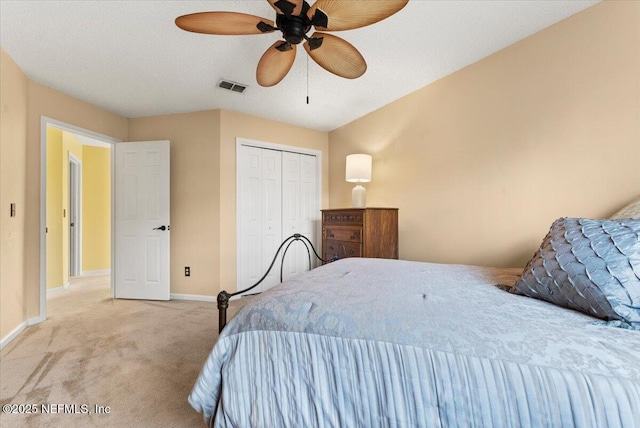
185, 267, 190, 277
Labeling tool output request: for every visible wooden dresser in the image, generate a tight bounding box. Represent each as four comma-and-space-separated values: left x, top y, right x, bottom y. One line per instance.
321, 208, 398, 261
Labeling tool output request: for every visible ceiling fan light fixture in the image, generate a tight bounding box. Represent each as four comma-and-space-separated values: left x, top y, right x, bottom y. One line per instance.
276, 13, 312, 45
176, 0, 409, 86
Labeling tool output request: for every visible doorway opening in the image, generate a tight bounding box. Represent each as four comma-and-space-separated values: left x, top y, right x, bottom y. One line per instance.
40, 117, 121, 322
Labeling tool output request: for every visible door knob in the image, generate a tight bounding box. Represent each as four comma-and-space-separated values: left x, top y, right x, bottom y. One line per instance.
153, 225, 167, 231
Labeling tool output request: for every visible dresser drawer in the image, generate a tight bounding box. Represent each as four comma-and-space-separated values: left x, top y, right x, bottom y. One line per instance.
324, 226, 362, 243
322, 210, 364, 225
325, 240, 362, 260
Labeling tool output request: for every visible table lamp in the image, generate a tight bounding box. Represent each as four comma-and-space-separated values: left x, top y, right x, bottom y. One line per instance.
345, 154, 372, 208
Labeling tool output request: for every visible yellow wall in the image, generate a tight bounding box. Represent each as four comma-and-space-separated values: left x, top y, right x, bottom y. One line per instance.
46, 127, 63, 289
329, 0, 640, 268
46, 132, 110, 286
0, 48, 28, 339
82, 146, 111, 272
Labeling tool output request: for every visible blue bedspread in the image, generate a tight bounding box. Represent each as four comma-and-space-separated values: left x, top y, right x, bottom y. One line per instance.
190, 258, 640, 427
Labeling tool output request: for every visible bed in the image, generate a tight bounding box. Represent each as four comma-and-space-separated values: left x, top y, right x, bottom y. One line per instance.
189, 215, 640, 427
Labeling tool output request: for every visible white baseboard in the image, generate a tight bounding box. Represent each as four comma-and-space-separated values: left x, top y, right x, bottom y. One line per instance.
29, 315, 46, 325
0, 315, 46, 350
0, 321, 27, 350
170, 293, 245, 302
47, 282, 70, 295
170, 293, 217, 302
82, 269, 111, 276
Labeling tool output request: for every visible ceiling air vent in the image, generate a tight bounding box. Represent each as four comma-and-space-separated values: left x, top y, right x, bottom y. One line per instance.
217, 79, 248, 94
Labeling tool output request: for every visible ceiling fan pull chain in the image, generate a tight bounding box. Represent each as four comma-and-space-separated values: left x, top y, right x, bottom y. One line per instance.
306, 54, 310, 105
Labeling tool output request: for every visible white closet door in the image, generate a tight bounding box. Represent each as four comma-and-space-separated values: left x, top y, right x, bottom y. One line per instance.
299, 153, 317, 242
261, 149, 283, 290
238, 141, 319, 295
238, 146, 282, 294
282, 152, 317, 281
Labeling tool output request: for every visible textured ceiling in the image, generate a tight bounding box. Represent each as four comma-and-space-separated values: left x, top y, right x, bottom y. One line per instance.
0, 0, 599, 131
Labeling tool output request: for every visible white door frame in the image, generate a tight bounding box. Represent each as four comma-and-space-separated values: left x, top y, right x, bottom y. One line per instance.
39, 116, 121, 323
235, 137, 322, 292
68, 152, 82, 277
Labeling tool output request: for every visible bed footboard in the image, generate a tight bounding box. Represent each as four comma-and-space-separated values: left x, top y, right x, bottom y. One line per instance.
217, 233, 332, 333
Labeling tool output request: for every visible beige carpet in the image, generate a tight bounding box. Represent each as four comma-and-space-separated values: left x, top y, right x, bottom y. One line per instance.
0, 275, 250, 428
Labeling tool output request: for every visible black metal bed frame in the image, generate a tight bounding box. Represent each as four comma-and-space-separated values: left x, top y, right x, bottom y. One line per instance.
217, 233, 333, 333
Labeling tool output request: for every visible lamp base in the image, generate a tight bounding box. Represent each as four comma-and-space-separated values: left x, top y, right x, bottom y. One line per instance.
351, 184, 366, 208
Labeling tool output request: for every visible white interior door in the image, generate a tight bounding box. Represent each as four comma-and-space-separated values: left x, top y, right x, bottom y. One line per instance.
114, 140, 170, 300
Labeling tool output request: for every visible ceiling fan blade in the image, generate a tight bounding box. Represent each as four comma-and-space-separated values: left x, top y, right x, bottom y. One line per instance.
308, 0, 408, 31
175, 12, 275, 35
257, 42, 297, 87
267, 0, 304, 16
303, 32, 366, 79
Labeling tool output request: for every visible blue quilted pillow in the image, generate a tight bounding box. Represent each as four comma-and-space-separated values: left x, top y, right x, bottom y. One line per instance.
513, 218, 640, 330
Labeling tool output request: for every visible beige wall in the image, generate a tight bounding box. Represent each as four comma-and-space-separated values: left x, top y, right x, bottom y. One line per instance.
329, 1, 640, 268
129, 110, 329, 295
219, 110, 329, 293
128, 111, 221, 297
0, 48, 29, 340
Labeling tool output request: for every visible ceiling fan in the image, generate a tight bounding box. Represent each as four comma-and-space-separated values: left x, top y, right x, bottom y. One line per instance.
175, 0, 409, 87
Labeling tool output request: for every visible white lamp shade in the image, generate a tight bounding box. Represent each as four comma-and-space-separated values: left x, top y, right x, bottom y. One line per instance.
345, 154, 372, 183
